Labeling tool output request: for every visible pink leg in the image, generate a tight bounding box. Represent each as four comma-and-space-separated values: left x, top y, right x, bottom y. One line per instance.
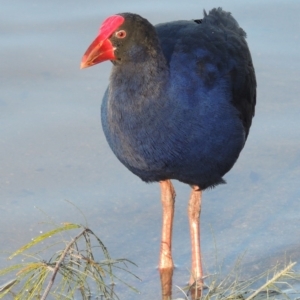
159, 180, 176, 299
188, 186, 203, 299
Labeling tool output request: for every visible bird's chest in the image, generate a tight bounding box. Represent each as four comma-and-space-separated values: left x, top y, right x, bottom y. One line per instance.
101, 89, 178, 172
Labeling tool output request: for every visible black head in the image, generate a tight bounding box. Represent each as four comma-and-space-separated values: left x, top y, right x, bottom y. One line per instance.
81, 13, 159, 68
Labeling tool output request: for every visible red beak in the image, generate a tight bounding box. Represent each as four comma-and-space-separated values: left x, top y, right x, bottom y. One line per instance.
80, 36, 115, 69
80, 15, 125, 69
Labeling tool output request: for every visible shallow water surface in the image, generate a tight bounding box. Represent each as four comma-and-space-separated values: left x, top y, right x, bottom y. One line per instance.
1, 1, 300, 299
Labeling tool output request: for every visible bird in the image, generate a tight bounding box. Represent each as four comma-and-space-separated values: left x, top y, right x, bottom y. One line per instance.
81, 7, 256, 299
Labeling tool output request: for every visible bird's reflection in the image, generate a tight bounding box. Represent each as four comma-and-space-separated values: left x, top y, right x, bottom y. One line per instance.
159, 267, 173, 299
159, 268, 202, 300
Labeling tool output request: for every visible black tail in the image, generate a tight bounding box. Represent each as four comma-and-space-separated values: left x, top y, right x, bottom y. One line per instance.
203, 7, 246, 38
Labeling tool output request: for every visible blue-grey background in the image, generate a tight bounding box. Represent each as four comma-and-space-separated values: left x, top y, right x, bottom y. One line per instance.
1, 0, 300, 299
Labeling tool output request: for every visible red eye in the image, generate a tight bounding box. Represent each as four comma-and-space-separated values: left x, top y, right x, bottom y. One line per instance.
116, 30, 126, 39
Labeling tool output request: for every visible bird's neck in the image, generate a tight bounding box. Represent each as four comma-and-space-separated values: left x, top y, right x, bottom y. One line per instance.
109, 47, 169, 110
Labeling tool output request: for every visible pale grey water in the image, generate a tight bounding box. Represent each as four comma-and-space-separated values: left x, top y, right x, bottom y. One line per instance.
1, 0, 300, 299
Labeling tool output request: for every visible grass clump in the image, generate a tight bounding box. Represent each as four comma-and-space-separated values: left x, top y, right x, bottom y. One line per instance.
176, 260, 300, 300
201, 261, 298, 300
0, 222, 139, 299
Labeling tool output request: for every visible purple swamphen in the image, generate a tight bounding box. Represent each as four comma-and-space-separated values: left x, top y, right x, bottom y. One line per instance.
81, 7, 256, 298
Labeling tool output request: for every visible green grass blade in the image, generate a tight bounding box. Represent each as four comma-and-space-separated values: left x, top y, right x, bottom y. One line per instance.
0, 263, 27, 276
0, 278, 19, 298
9, 223, 81, 259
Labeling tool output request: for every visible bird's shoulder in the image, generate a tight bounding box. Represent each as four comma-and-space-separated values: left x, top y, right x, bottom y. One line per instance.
155, 9, 256, 137
155, 16, 243, 76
